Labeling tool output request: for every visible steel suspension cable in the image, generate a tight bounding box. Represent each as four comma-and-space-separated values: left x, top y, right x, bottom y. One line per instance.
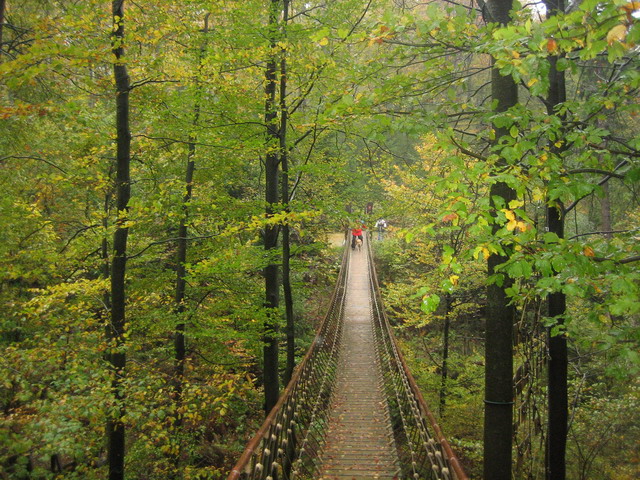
366, 238, 469, 480
227, 245, 350, 480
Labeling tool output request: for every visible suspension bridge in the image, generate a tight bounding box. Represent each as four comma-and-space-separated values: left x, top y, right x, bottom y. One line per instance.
228, 236, 468, 480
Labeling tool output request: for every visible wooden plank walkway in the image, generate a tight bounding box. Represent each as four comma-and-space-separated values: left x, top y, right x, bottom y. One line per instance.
317, 242, 399, 480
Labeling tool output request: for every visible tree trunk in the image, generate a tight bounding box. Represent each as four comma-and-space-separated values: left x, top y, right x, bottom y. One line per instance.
544, 1, 568, 478
263, 0, 281, 414
107, 2, 131, 479
484, 2, 517, 478
174, 13, 209, 423
546, 205, 567, 480
280, 0, 295, 387
601, 181, 612, 238
484, 180, 516, 480
0, 0, 6, 56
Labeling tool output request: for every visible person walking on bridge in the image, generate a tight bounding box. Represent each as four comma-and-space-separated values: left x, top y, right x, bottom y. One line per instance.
375, 218, 387, 240
351, 225, 363, 250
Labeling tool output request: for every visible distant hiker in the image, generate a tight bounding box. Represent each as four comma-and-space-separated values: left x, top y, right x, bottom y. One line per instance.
375, 218, 387, 240
351, 227, 363, 249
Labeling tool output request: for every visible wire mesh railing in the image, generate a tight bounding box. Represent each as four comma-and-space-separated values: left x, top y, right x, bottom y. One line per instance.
367, 239, 469, 480
227, 244, 349, 480
228, 237, 468, 480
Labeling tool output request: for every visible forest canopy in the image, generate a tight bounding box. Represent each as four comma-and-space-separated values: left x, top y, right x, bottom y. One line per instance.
1, 0, 638, 479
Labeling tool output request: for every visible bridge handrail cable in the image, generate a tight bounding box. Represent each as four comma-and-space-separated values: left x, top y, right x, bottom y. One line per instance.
366, 238, 469, 480
227, 242, 350, 480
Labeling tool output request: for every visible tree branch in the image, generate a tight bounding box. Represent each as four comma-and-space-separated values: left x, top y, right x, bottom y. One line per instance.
564, 160, 629, 215
1, 155, 68, 174
450, 136, 488, 161
568, 168, 625, 179
128, 234, 220, 260
568, 229, 638, 241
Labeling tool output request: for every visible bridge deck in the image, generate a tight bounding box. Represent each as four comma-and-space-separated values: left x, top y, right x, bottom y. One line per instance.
318, 243, 399, 479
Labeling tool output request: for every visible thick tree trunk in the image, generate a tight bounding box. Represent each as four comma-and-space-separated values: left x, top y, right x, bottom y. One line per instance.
484, 2, 517, 478
107, 2, 131, 480
484, 179, 516, 480
263, 0, 281, 414
280, 0, 295, 386
546, 206, 567, 480
544, 1, 568, 478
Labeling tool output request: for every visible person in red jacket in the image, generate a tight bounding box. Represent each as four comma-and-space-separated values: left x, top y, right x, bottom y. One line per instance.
351, 226, 363, 249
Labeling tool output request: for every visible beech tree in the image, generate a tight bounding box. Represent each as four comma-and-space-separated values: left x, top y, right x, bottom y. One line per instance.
1, 1, 637, 479
483, 1, 518, 478
107, 1, 132, 478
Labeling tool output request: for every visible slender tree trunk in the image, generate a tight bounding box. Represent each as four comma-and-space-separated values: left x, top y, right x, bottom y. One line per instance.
279, 0, 295, 386
102, 189, 112, 351
601, 181, 612, 238
0, 0, 6, 56
172, 119, 197, 407
107, 2, 131, 479
174, 12, 209, 419
484, 2, 517, 478
263, 0, 281, 414
544, 1, 568, 478
546, 205, 567, 480
102, 188, 112, 303
439, 293, 451, 417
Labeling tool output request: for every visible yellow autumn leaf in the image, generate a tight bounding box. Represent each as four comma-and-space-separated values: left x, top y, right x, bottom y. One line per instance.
449, 275, 459, 286
502, 209, 515, 221
527, 78, 539, 87
532, 188, 545, 202
583, 246, 596, 257
607, 24, 627, 45
502, 209, 519, 231
319, 37, 329, 46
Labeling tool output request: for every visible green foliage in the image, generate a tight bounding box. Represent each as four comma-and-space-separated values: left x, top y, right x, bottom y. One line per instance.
1, 0, 639, 477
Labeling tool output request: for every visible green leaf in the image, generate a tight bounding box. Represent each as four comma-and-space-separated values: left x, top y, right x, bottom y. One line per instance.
421, 294, 441, 314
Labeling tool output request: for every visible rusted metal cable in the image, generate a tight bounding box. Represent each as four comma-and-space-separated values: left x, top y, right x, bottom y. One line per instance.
367, 239, 469, 480
227, 244, 349, 480
228, 237, 468, 480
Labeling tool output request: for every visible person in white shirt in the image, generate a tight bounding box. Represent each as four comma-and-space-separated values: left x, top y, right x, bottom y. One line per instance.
375, 219, 387, 240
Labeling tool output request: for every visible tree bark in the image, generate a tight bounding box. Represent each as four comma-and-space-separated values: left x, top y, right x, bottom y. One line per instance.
484, 2, 517, 478
107, 2, 131, 479
439, 293, 451, 417
0, 0, 6, 56
174, 13, 209, 423
263, 0, 281, 414
546, 205, 567, 480
544, 1, 568, 478
280, 0, 295, 387
601, 181, 612, 238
